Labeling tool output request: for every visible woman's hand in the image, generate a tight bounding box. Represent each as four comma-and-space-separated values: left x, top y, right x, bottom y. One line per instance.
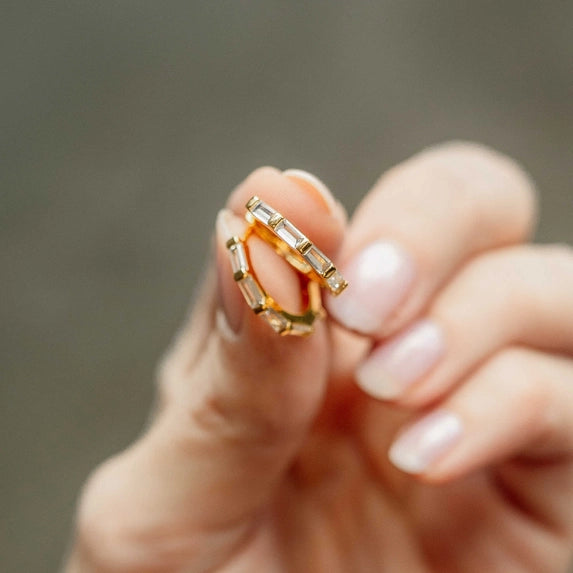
66, 143, 573, 572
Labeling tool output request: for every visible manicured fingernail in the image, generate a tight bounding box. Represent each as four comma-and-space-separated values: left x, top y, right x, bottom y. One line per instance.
216, 208, 241, 238
283, 169, 337, 213
356, 320, 444, 399
216, 208, 248, 335
326, 240, 415, 334
389, 410, 463, 474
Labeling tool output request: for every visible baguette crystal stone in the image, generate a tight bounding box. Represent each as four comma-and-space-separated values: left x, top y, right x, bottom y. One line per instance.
229, 241, 249, 275
226, 232, 323, 336
245, 196, 347, 296
276, 220, 305, 248
325, 270, 348, 295
289, 321, 314, 335
238, 275, 266, 311
262, 309, 290, 333
251, 201, 275, 225
305, 246, 331, 275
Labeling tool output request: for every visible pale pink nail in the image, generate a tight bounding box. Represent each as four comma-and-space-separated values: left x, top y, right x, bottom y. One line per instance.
389, 410, 463, 474
356, 320, 444, 399
216, 209, 249, 335
326, 240, 415, 334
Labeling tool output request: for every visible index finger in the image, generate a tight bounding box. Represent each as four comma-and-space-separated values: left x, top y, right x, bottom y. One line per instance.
327, 142, 537, 338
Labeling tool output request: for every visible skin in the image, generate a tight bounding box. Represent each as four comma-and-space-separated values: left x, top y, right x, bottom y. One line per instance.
65, 143, 573, 572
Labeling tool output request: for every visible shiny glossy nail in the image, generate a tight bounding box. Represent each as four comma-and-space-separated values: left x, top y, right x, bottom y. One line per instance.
326, 240, 415, 334
216, 209, 249, 335
389, 410, 463, 474
356, 320, 444, 399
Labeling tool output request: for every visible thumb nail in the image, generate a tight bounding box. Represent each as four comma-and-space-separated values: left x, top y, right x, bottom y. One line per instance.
216, 208, 249, 336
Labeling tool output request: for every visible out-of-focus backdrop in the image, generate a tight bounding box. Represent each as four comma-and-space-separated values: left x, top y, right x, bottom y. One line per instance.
2, 2, 572, 570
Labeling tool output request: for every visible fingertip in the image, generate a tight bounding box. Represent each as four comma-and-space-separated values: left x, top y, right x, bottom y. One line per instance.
227, 167, 345, 257
282, 168, 337, 212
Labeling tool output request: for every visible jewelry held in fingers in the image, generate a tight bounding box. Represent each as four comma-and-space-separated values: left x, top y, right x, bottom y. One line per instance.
226, 233, 325, 336
245, 196, 348, 295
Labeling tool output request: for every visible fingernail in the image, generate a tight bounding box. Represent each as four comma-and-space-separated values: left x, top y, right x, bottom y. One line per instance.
389, 410, 463, 474
216, 208, 249, 335
356, 320, 444, 399
326, 240, 415, 334
283, 169, 337, 213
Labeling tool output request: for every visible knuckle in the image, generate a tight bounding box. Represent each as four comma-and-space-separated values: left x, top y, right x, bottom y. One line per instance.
418, 141, 537, 240
488, 349, 554, 437
190, 383, 292, 447
536, 244, 573, 291
434, 250, 517, 317
518, 370, 557, 443
75, 460, 142, 572
437, 244, 573, 329
155, 350, 180, 409
425, 140, 533, 191
512, 244, 573, 311
421, 140, 510, 170
533, 244, 573, 320
541, 243, 573, 268
154, 337, 197, 411
486, 347, 529, 380
76, 455, 191, 573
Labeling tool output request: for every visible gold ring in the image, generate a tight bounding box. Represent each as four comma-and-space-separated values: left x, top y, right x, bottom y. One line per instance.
245, 196, 347, 295
226, 229, 325, 336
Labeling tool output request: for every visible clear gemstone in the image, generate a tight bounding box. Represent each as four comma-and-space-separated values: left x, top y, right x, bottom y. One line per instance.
229, 243, 249, 274
305, 246, 331, 275
276, 220, 304, 248
251, 201, 275, 225
262, 309, 290, 333
289, 321, 313, 336
238, 275, 266, 310
326, 270, 347, 294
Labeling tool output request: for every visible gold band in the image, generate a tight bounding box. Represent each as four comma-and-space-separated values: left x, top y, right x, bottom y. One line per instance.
245, 196, 347, 295
226, 231, 325, 336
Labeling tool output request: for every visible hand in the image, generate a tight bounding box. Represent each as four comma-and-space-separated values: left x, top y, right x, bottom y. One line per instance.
66, 143, 573, 572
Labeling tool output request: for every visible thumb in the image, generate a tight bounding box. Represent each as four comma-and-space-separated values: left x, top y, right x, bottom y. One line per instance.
71, 167, 346, 572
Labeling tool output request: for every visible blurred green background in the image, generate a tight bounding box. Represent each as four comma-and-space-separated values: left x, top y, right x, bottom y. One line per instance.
2, 2, 572, 571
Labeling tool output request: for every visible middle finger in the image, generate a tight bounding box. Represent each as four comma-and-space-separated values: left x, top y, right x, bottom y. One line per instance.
356, 244, 573, 406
